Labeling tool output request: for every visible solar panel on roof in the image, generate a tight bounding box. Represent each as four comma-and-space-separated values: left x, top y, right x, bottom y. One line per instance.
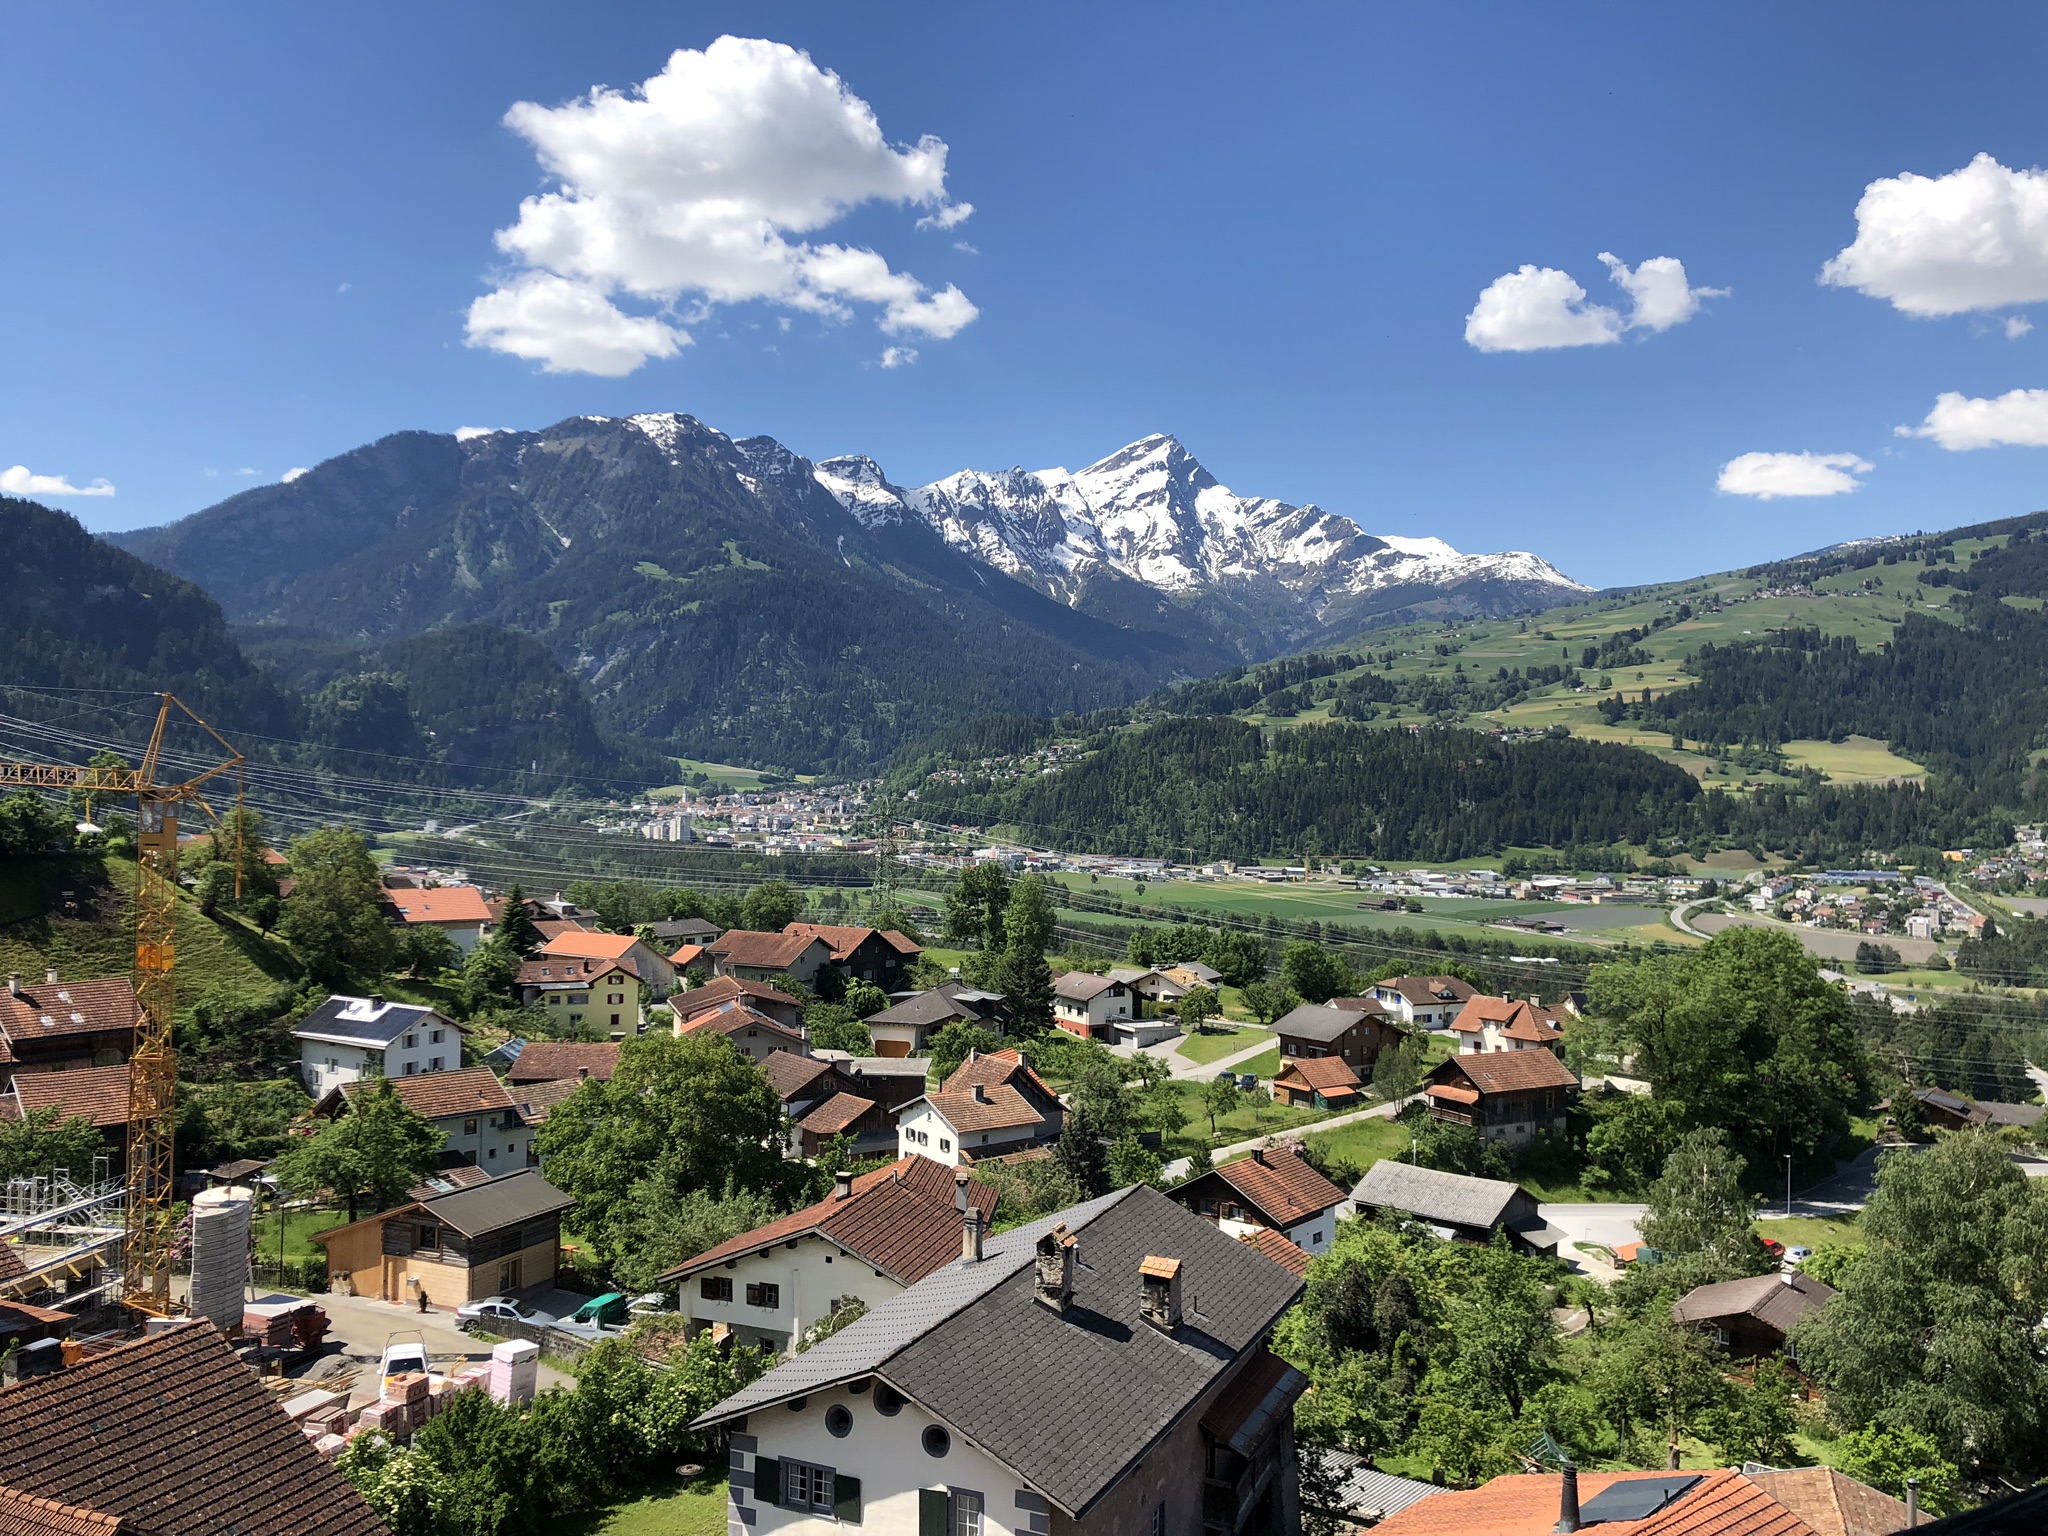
1579, 1475, 1700, 1524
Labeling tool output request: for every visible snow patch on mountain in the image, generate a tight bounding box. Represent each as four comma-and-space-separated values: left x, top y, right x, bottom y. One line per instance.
810, 431, 1588, 612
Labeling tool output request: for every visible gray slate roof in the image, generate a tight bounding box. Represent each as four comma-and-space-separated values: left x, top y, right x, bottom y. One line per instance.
1273, 1002, 1375, 1044
696, 1184, 1304, 1518
291, 996, 454, 1048
1302, 1447, 1440, 1521
867, 990, 977, 1028
1351, 1161, 1529, 1230
415, 1170, 574, 1237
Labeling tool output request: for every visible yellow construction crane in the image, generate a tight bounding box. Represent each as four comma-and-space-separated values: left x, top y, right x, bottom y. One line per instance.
0, 693, 243, 1313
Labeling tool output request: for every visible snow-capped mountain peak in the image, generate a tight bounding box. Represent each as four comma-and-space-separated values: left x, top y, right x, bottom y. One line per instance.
808, 432, 1589, 629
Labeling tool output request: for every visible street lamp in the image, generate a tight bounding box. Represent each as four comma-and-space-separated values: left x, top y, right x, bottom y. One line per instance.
1784, 1154, 1793, 1219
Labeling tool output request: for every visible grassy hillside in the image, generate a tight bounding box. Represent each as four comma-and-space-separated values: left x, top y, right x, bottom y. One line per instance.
0, 854, 302, 1025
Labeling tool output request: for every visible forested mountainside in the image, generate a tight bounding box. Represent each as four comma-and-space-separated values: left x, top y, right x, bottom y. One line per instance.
0, 497, 653, 790
111, 416, 1225, 771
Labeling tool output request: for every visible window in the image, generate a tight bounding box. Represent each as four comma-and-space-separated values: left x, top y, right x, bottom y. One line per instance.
699, 1276, 732, 1302
403, 1062, 418, 1075
548, 995, 562, 1006
825, 1404, 853, 1438
939, 1138, 952, 1153
415, 1223, 438, 1252
464, 1118, 478, 1135
746, 1282, 781, 1309
781, 1460, 835, 1516
607, 993, 623, 1005
403, 1033, 418, 1049
922, 1425, 951, 1458
430, 1028, 445, 1043
486, 1147, 497, 1159
569, 993, 589, 1005
1151, 1501, 1166, 1536
948, 1489, 981, 1536
430, 1056, 443, 1072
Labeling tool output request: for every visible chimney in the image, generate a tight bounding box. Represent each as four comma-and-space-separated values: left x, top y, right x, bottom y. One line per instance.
1034, 1223, 1076, 1313
1554, 1465, 1580, 1533
1906, 1479, 1919, 1528
368, 993, 385, 1009
1139, 1255, 1183, 1331
1781, 1270, 1797, 1287
6, 974, 16, 996
45, 967, 58, 985
3, 1337, 63, 1384
962, 1204, 984, 1262
835, 1169, 855, 1201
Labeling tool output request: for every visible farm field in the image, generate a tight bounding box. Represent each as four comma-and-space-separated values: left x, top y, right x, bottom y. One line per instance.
1779, 736, 1927, 782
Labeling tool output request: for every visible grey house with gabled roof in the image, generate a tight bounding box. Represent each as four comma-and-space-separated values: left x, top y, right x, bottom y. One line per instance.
291, 994, 466, 1098
695, 1184, 1306, 1536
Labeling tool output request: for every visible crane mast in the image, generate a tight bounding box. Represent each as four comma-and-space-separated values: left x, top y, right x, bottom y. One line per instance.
0, 693, 243, 1313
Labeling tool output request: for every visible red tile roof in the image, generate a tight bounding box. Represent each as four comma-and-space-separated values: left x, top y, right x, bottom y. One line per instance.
0, 1321, 383, 1535
0, 1241, 27, 1282
337, 1066, 513, 1122
507, 1077, 584, 1125
1431, 1049, 1579, 1096
1212, 1145, 1347, 1227
505, 1040, 620, 1084
1274, 1056, 1364, 1094
538, 931, 640, 962
709, 930, 825, 970
679, 1003, 807, 1047
384, 885, 492, 924
661, 1156, 996, 1285
922, 1082, 1047, 1134
1374, 1469, 1820, 1536
6, 1066, 130, 1129
942, 1049, 1060, 1114
0, 978, 138, 1045
1238, 1226, 1312, 1276
1743, 1469, 1908, 1536
667, 943, 707, 969
514, 957, 627, 990
0, 1485, 127, 1536
798, 1092, 877, 1136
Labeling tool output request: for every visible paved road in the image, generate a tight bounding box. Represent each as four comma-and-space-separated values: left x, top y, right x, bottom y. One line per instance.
306, 1290, 579, 1405
1111, 1030, 1277, 1082
1160, 1095, 1416, 1182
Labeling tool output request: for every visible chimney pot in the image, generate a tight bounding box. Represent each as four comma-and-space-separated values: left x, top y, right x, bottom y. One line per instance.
45, 967, 58, 985
1554, 1465, 1581, 1533
1139, 1255, 1183, 1331
962, 1205, 984, 1263
835, 1170, 854, 1201
1034, 1223, 1076, 1313
5, 974, 16, 995
1906, 1478, 1919, 1528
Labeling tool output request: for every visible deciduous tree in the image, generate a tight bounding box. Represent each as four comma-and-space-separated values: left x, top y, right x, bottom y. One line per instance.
277, 827, 397, 986
274, 1078, 445, 1221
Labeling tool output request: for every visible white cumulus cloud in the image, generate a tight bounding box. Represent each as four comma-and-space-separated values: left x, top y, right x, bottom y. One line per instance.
916, 202, 974, 231
1822, 154, 2048, 317
1899, 388, 2048, 450
878, 346, 918, 369
2008, 316, 2034, 339
454, 427, 509, 442
1, 465, 115, 498
466, 36, 978, 375
282, 467, 309, 482
1716, 451, 1872, 499
1465, 254, 1721, 352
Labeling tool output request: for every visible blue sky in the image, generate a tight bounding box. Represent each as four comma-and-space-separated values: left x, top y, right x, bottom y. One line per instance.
5, 2, 2048, 587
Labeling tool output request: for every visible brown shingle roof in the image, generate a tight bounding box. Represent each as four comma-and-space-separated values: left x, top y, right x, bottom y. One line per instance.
0, 1321, 383, 1536
1372, 1468, 1817, 1536
678, 1003, 807, 1047
1450, 996, 1563, 1043
0, 978, 137, 1045
1431, 1050, 1579, 1096
1671, 1272, 1836, 1335
0, 1485, 126, 1536
505, 1040, 620, 1084
513, 957, 626, 990
336, 1066, 513, 1122
1238, 1225, 1312, 1276
762, 1050, 835, 1101
1743, 1470, 1908, 1536
660, 1156, 997, 1285
1212, 1146, 1348, 1227
923, 1082, 1046, 1134
1274, 1056, 1364, 1094
7, 1067, 130, 1129
678, 975, 801, 1014
1053, 971, 1120, 1002
784, 923, 922, 960
1379, 975, 1478, 1008
798, 1092, 877, 1137
507, 1077, 584, 1125
709, 930, 824, 970
942, 1049, 1060, 1114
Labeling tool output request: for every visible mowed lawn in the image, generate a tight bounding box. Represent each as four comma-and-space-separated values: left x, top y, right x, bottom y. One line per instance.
1174, 1023, 1273, 1064
550, 1475, 728, 1536
1779, 736, 1926, 783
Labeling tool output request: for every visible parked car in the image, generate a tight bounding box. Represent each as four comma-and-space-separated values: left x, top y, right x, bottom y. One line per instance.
1786, 1245, 1813, 1266
1214, 1069, 1238, 1085
1759, 1236, 1785, 1260
1238, 1073, 1259, 1092
456, 1296, 550, 1327
627, 1292, 668, 1316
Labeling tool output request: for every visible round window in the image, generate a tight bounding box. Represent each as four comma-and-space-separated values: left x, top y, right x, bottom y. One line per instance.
874, 1384, 904, 1416
922, 1425, 951, 1459
825, 1405, 853, 1439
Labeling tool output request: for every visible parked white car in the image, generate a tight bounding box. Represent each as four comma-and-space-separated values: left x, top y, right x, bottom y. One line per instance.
455, 1296, 551, 1326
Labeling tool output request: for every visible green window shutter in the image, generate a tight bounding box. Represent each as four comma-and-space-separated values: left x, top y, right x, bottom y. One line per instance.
755, 1458, 781, 1507
834, 1473, 863, 1525
919, 1487, 950, 1536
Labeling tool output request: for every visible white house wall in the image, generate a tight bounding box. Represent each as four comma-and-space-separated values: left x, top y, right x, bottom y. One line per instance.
681, 1233, 909, 1349
734, 1377, 1034, 1536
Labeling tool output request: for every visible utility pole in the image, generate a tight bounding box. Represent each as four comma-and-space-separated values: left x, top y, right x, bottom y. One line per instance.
1784, 1153, 1793, 1219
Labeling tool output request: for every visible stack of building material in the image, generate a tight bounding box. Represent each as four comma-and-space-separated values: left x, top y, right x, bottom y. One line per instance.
486, 1338, 538, 1406
280, 1387, 350, 1429
189, 1187, 254, 1330
354, 1399, 407, 1434
242, 1296, 330, 1352
311, 1432, 348, 1460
